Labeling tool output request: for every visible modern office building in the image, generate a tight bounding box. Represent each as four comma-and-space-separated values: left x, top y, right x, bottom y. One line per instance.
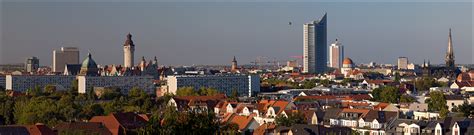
123, 33, 135, 68
303, 13, 327, 74
329, 39, 344, 69
53, 47, 80, 72
398, 57, 409, 70
25, 56, 40, 73
167, 74, 260, 97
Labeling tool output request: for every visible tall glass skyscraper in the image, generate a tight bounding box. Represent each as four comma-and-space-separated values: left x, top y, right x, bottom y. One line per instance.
303, 13, 327, 74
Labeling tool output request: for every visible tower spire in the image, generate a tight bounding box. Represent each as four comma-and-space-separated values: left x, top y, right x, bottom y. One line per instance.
445, 28, 455, 68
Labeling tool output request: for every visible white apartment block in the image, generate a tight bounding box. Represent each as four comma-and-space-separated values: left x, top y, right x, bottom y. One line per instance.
5, 75, 76, 92
167, 74, 260, 97
77, 75, 155, 94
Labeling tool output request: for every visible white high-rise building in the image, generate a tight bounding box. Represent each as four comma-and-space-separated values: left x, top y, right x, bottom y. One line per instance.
123, 33, 135, 68
398, 57, 408, 70
53, 47, 79, 72
329, 39, 344, 69
303, 13, 327, 74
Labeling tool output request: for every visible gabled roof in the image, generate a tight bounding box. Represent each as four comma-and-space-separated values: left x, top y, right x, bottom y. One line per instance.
362, 110, 398, 123
294, 95, 337, 101
53, 122, 112, 135
253, 123, 276, 135
373, 102, 390, 110
227, 114, 256, 131
322, 108, 342, 120
25, 123, 55, 135
90, 112, 147, 135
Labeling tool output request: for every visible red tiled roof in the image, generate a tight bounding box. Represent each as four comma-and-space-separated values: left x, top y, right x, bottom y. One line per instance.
53, 122, 112, 135
228, 114, 255, 131
373, 103, 389, 110
294, 95, 337, 101
342, 102, 370, 108
253, 123, 276, 135
25, 123, 55, 135
90, 112, 147, 135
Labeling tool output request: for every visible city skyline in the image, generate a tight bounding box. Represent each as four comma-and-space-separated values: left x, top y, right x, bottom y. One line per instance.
1, 2, 472, 66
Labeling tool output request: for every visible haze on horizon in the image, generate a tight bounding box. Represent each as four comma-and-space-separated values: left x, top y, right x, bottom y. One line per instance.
0, 1, 472, 66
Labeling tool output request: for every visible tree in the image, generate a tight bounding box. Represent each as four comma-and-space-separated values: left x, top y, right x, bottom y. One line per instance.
69, 79, 78, 94
0, 95, 15, 124
14, 97, 64, 126
301, 79, 319, 89
176, 87, 198, 96
341, 78, 353, 85
456, 102, 473, 118
27, 85, 43, 96
399, 95, 416, 103
80, 103, 104, 120
415, 77, 442, 91
44, 84, 56, 94
58, 94, 79, 121
320, 79, 330, 87
229, 89, 239, 100
198, 87, 219, 96
426, 91, 447, 113
371, 86, 400, 103
394, 72, 401, 82
275, 112, 307, 127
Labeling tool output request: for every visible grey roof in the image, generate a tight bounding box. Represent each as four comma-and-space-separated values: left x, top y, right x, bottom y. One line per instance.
0, 126, 29, 135
65, 64, 81, 75
322, 108, 342, 121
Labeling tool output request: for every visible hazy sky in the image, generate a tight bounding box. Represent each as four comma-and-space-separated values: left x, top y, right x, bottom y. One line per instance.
1, 1, 472, 66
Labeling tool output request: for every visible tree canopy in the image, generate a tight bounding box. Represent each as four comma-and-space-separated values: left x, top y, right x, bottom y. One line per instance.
275, 112, 307, 127
425, 91, 448, 118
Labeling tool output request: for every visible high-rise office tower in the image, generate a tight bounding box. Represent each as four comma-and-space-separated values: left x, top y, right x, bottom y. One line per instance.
53, 47, 80, 72
123, 33, 135, 68
398, 57, 408, 70
25, 56, 39, 73
445, 28, 455, 69
303, 13, 327, 74
329, 39, 344, 69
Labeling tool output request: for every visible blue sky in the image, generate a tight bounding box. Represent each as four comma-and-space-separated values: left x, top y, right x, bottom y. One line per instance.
1, 1, 472, 66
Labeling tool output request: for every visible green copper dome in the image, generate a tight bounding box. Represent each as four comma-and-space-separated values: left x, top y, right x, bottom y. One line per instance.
81, 53, 98, 69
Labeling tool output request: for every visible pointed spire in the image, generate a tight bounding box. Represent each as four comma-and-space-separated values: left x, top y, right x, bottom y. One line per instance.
232, 56, 237, 62
447, 28, 453, 55
446, 28, 455, 68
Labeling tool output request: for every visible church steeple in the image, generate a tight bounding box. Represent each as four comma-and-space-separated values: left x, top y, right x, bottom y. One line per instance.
231, 56, 238, 72
445, 28, 455, 68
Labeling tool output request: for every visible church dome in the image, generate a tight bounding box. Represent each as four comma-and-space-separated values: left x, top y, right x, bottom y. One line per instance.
79, 53, 99, 76
343, 58, 354, 65
81, 53, 98, 69
342, 58, 354, 69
